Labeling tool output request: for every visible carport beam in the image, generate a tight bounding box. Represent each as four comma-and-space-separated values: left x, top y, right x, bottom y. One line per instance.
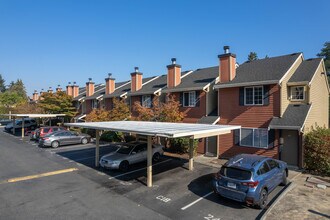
189, 138, 194, 171
147, 135, 152, 187
95, 130, 100, 167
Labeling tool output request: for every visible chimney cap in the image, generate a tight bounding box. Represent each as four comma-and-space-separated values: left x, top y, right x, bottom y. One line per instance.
34, 90, 38, 93
134, 67, 139, 72
131, 67, 142, 76
57, 84, 60, 87
106, 73, 115, 80
68, 82, 71, 85
171, 58, 176, 64
49, 87, 52, 90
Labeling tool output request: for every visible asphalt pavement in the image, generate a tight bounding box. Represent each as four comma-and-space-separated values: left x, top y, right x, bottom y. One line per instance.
0, 129, 285, 220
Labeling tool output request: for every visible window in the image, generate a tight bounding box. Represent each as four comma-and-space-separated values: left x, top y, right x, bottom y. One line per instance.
240, 128, 268, 148
244, 86, 263, 105
291, 86, 304, 100
267, 160, 279, 170
257, 162, 270, 175
91, 100, 98, 109
142, 95, 152, 108
183, 91, 196, 107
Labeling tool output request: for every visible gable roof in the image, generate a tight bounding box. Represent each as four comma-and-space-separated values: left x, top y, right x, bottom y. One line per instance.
128, 71, 192, 96
269, 104, 311, 130
214, 53, 302, 89
288, 58, 322, 84
84, 81, 129, 101
163, 67, 218, 93
103, 76, 156, 99
72, 83, 104, 101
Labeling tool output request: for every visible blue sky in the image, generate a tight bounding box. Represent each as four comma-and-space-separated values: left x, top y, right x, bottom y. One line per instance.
0, 0, 329, 96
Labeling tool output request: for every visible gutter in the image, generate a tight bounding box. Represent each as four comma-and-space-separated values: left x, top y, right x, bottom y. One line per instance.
214, 80, 279, 89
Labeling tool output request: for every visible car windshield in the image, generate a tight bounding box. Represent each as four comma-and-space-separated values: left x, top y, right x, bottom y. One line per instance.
220, 167, 252, 180
116, 144, 134, 155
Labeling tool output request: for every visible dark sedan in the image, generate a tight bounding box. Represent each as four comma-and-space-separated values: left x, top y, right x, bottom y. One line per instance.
39, 130, 91, 148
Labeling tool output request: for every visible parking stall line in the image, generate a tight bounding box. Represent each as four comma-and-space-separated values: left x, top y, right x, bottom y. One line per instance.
1, 168, 78, 184
181, 191, 214, 210
46, 144, 106, 152
108, 159, 172, 180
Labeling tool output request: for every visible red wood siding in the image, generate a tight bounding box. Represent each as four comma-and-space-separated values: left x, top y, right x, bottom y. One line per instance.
171, 91, 207, 121
218, 130, 280, 159
217, 84, 280, 159
85, 100, 92, 114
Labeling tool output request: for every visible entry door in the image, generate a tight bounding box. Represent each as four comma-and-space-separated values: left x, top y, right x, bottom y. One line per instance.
205, 136, 217, 157
281, 130, 298, 166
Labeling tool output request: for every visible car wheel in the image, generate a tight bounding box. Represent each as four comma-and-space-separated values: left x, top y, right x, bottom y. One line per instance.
119, 161, 129, 172
81, 138, 88, 144
51, 141, 59, 148
257, 188, 268, 209
280, 172, 288, 186
152, 152, 161, 162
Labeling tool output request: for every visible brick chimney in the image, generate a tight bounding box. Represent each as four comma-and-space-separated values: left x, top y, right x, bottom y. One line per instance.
218, 46, 236, 83
47, 87, 53, 94
39, 89, 45, 100
131, 67, 143, 92
56, 84, 62, 92
66, 82, 73, 96
32, 90, 39, 101
167, 58, 181, 88
86, 78, 95, 97
105, 73, 115, 95
72, 82, 79, 98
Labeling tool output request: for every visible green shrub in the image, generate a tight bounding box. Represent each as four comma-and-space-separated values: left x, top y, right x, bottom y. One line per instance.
168, 138, 198, 154
100, 131, 122, 142
304, 127, 330, 176
81, 128, 96, 138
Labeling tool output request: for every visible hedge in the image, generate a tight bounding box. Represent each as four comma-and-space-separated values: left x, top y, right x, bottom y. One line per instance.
304, 127, 330, 176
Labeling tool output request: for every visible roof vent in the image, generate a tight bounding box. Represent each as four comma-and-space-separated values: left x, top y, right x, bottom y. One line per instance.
88, 78, 92, 82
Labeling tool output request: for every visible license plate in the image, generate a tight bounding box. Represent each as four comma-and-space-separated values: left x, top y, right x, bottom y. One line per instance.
227, 182, 236, 189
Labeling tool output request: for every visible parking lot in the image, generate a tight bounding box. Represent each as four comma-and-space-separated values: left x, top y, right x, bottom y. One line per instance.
0, 129, 287, 220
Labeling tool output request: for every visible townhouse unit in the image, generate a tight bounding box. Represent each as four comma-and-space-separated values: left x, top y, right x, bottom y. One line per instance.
214, 47, 329, 168
32, 46, 329, 168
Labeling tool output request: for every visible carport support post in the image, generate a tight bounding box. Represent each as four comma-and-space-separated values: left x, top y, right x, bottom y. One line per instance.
147, 135, 152, 187
189, 138, 194, 171
95, 130, 100, 167
12, 117, 16, 135
21, 117, 25, 138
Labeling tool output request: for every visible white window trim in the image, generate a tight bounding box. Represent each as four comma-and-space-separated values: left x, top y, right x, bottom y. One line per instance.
244, 86, 264, 106
290, 86, 305, 101
92, 100, 98, 109
142, 95, 152, 108
239, 127, 268, 149
183, 91, 196, 107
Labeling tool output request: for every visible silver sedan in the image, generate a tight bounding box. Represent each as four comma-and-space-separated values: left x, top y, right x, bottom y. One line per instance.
39, 130, 91, 148
100, 141, 164, 171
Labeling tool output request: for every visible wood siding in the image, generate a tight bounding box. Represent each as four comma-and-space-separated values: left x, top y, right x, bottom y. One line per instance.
280, 55, 303, 116
304, 62, 329, 131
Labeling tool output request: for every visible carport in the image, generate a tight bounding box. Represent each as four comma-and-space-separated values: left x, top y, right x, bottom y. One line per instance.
65, 121, 240, 187
1, 114, 66, 138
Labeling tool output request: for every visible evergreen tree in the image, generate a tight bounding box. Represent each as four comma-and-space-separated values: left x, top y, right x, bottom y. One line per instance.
248, 52, 258, 61
317, 41, 330, 72
0, 74, 5, 92
8, 79, 28, 100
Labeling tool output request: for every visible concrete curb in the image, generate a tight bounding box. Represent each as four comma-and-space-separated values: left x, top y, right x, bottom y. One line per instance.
260, 182, 296, 220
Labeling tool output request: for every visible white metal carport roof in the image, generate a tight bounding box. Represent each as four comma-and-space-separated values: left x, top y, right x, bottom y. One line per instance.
65, 121, 240, 187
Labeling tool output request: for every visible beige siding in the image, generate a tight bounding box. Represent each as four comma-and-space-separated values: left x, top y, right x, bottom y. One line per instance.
280, 55, 304, 116
304, 62, 329, 131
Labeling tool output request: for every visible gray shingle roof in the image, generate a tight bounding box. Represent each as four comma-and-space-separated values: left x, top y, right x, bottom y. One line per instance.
163, 67, 218, 93
73, 84, 104, 101
104, 76, 156, 98
269, 104, 311, 129
215, 53, 302, 88
128, 71, 191, 96
288, 58, 322, 83
84, 81, 129, 100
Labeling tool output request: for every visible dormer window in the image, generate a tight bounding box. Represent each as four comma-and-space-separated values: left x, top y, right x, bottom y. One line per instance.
291, 86, 304, 101
183, 91, 196, 107
142, 95, 152, 108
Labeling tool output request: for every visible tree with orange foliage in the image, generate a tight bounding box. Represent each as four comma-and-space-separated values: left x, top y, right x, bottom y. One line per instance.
133, 95, 185, 122
109, 98, 130, 121
86, 109, 110, 122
